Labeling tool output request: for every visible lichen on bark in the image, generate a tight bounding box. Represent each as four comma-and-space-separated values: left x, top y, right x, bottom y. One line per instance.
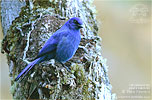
1, 0, 113, 100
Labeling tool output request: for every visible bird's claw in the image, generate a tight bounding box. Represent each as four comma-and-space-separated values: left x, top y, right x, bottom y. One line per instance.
63, 65, 72, 73
60, 62, 72, 73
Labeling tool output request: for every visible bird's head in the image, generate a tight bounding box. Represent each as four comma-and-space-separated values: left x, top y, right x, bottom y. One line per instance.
66, 17, 83, 30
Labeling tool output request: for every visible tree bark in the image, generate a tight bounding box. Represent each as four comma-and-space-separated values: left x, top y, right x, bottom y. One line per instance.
1, 0, 26, 36
1, 0, 114, 100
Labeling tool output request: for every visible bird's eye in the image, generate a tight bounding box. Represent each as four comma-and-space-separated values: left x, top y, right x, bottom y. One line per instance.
73, 20, 78, 24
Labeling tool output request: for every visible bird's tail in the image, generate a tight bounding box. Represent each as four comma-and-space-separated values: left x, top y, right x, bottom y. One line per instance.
15, 57, 44, 81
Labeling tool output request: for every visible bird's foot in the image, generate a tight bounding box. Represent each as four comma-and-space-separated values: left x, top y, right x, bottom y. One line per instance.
60, 62, 72, 73
63, 65, 72, 73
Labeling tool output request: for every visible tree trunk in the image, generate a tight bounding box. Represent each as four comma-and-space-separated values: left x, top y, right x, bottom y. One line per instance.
1, 0, 114, 100
1, 0, 26, 36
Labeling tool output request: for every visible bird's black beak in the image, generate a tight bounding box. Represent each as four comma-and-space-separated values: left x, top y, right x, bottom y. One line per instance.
78, 24, 83, 28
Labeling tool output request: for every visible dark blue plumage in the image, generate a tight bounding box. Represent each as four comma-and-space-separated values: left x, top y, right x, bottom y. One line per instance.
15, 17, 83, 81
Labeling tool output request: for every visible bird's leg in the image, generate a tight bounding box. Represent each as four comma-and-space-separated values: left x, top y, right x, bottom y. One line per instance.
59, 62, 72, 73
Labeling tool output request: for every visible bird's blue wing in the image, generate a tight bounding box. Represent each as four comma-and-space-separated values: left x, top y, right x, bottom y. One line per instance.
37, 37, 57, 58
37, 29, 68, 58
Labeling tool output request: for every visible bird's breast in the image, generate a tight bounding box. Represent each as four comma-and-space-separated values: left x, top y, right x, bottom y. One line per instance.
55, 34, 81, 63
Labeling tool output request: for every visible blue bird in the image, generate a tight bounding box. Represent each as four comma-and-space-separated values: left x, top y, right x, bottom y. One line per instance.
15, 17, 83, 81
